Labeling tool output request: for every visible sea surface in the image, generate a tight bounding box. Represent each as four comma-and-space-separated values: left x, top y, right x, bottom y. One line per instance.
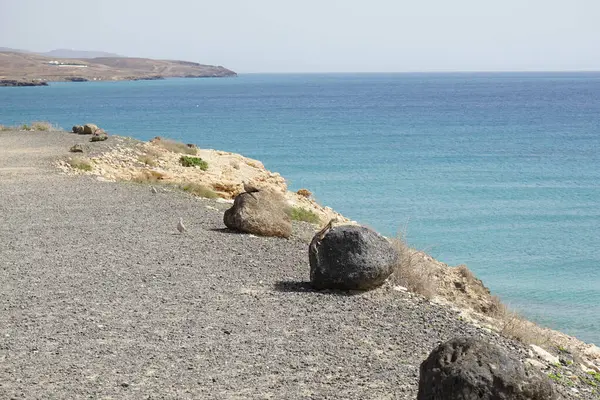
1, 73, 599, 344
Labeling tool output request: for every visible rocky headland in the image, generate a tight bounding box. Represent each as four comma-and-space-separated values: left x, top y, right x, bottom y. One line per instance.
0, 51, 236, 86
1, 126, 599, 399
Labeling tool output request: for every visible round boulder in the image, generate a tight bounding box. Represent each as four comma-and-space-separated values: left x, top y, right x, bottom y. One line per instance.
82, 123, 98, 135
223, 190, 292, 238
418, 336, 556, 400
309, 225, 398, 290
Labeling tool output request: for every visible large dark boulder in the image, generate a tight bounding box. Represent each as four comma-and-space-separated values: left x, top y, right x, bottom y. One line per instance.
309, 225, 398, 290
418, 337, 556, 400
223, 190, 292, 238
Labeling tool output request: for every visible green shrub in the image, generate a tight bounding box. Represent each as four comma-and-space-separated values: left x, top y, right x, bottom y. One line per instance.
180, 156, 208, 170
180, 182, 218, 199
288, 207, 321, 224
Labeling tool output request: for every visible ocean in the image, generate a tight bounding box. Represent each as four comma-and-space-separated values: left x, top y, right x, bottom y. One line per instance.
1, 73, 599, 344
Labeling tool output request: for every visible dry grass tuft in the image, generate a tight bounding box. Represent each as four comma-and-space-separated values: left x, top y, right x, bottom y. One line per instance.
0, 121, 60, 132
495, 309, 553, 347
152, 139, 197, 155
390, 236, 436, 299
30, 121, 58, 131
297, 188, 312, 198
138, 154, 158, 167
67, 157, 93, 171
180, 182, 219, 199
131, 170, 166, 183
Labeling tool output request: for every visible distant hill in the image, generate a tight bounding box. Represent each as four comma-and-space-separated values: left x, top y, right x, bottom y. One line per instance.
40, 49, 122, 59
0, 47, 29, 53
0, 47, 121, 58
0, 51, 236, 85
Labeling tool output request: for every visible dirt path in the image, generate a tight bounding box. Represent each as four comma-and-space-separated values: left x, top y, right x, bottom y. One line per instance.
0, 131, 581, 399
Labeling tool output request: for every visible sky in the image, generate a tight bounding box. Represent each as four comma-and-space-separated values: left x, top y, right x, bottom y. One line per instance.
0, 0, 598, 73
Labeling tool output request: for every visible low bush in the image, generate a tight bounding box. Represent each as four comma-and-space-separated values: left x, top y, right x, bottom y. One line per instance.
30, 121, 57, 131
390, 235, 436, 299
180, 182, 218, 199
288, 207, 321, 224
180, 156, 208, 170
297, 188, 312, 198
138, 154, 158, 167
496, 310, 552, 347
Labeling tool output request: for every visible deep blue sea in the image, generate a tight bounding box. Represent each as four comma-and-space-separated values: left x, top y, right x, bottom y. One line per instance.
1, 73, 599, 344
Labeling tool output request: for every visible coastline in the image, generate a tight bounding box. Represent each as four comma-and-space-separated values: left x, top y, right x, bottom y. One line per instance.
1, 127, 599, 398
0, 51, 237, 86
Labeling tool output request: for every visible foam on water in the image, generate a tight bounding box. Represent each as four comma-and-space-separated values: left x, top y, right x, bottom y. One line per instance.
2, 73, 599, 343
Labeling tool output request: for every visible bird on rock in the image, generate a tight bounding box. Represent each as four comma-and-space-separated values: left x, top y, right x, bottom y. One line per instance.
177, 218, 187, 233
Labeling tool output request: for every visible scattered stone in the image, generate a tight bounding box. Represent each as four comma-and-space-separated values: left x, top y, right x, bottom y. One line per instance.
223, 190, 292, 238
418, 336, 556, 400
309, 225, 398, 290
526, 358, 547, 370
530, 344, 560, 365
216, 198, 234, 204
83, 123, 99, 135
90, 130, 108, 142
69, 144, 86, 153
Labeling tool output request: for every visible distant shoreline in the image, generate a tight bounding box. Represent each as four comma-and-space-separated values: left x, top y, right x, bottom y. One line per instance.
0, 51, 237, 86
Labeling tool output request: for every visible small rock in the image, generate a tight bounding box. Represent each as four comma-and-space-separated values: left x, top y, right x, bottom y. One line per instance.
530, 344, 560, 365
526, 358, 547, 370
216, 198, 234, 204
69, 144, 86, 153
83, 123, 98, 135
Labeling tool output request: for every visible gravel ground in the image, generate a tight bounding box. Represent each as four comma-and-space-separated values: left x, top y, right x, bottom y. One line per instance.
0, 131, 590, 399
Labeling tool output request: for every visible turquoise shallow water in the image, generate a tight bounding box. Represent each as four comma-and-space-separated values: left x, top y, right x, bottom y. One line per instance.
1, 73, 599, 344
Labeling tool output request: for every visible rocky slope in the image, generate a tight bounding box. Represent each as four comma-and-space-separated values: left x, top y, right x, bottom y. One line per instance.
1, 128, 599, 398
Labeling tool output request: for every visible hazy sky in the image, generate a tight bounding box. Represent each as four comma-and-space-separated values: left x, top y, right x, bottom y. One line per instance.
1, 0, 598, 73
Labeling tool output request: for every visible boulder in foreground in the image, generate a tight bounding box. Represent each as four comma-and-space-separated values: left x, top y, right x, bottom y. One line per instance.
309, 224, 398, 290
418, 336, 556, 400
223, 189, 292, 238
